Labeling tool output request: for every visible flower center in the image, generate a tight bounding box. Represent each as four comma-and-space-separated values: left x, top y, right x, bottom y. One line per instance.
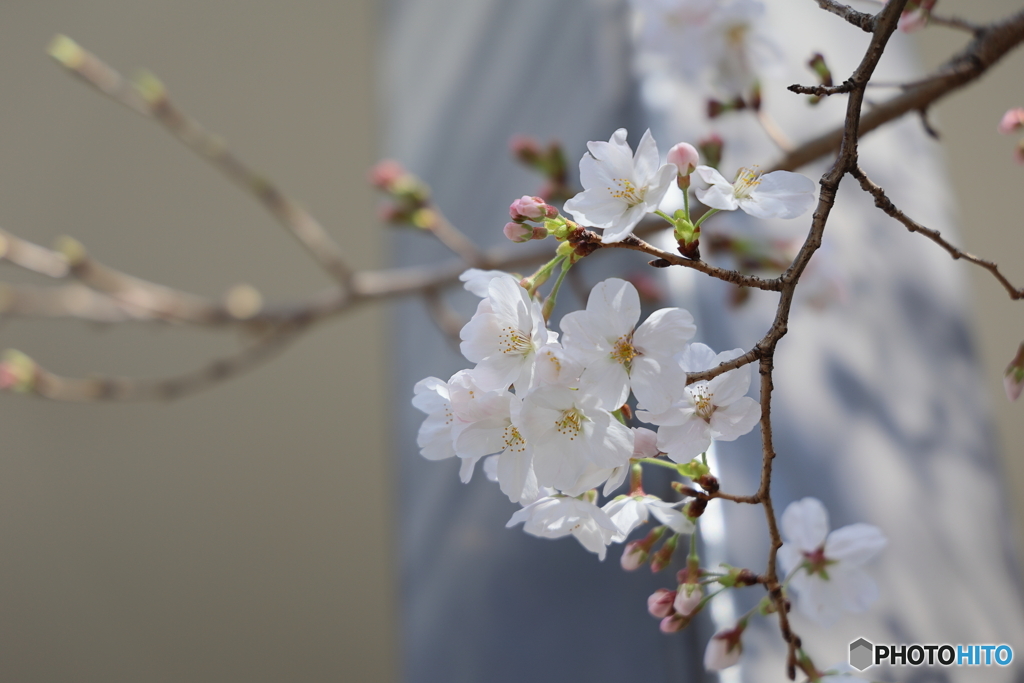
498, 324, 535, 356
609, 178, 648, 207
555, 407, 588, 440
691, 383, 716, 422
733, 166, 762, 199
725, 22, 750, 48
611, 334, 640, 369
802, 547, 836, 579
503, 424, 527, 453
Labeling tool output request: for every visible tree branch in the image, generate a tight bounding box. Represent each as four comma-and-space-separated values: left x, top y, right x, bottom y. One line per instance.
48, 35, 355, 291
852, 165, 1024, 299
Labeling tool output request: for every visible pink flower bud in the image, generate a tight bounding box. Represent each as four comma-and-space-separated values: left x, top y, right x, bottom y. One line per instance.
631, 427, 660, 459
509, 135, 542, 164
368, 159, 406, 191
659, 614, 688, 634
621, 541, 649, 571
647, 588, 676, 618
667, 143, 700, 176
503, 221, 534, 243
673, 583, 703, 616
704, 623, 746, 671
509, 195, 552, 222
999, 108, 1024, 134
532, 225, 550, 240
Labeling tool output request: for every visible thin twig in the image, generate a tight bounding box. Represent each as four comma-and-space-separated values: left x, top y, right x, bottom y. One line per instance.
852, 166, 1024, 299
48, 35, 355, 291
814, 0, 876, 32
27, 327, 304, 402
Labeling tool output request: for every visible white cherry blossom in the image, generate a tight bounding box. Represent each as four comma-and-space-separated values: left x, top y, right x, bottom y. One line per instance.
517, 385, 634, 496
603, 494, 694, 541
695, 165, 816, 220
563, 129, 678, 243
459, 274, 553, 392
560, 278, 695, 413
533, 342, 584, 387
412, 376, 459, 464
640, 343, 760, 462
631, 0, 782, 96
507, 495, 620, 560
459, 268, 510, 297
778, 498, 888, 626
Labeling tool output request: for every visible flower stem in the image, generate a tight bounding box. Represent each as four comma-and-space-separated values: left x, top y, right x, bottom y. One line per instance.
526, 254, 565, 297
634, 457, 680, 471
541, 256, 572, 322
692, 207, 720, 230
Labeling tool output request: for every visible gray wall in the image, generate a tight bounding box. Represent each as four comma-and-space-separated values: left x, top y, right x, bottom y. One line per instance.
0, 2, 391, 681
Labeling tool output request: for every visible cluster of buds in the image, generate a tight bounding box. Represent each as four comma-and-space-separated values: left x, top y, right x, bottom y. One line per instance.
707, 84, 761, 119
509, 136, 572, 202
368, 160, 435, 228
504, 196, 558, 243
998, 108, 1024, 164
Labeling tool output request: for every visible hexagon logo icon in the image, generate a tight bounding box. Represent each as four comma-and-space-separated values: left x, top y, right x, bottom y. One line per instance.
849, 638, 874, 671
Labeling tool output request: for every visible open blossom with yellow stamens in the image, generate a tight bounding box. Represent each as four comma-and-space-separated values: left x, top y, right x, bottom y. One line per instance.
563, 128, 678, 243
459, 273, 555, 393
695, 164, 816, 219
517, 385, 634, 496
560, 278, 696, 413
639, 343, 760, 463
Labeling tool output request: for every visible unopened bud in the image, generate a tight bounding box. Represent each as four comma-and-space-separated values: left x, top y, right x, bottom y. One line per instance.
703, 622, 746, 671
684, 498, 708, 519
659, 613, 689, 634
509, 135, 542, 165
647, 588, 676, 618
698, 134, 724, 170
504, 221, 535, 243
696, 474, 719, 494
808, 53, 833, 86
509, 195, 555, 222
667, 142, 700, 177
650, 534, 679, 572
368, 159, 406, 191
631, 426, 659, 459
621, 540, 650, 571
546, 217, 573, 241
999, 108, 1024, 135
0, 349, 37, 392
673, 582, 703, 617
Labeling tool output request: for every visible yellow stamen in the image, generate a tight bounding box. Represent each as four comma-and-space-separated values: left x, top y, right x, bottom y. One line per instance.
609, 178, 647, 207
555, 407, 587, 441
733, 166, 762, 199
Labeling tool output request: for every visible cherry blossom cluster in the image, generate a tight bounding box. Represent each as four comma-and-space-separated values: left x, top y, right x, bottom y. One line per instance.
411, 124, 885, 675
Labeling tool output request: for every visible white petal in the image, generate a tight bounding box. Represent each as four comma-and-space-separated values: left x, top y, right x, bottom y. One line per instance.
694, 166, 739, 211
824, 524, 887, 566
585, 278, 641, 337
741, 170, 816, 220
657, 419, 712, 462
781, 497, 830, 552
649, 503, 695, 535
629, 356, 684, 415
579, 360, 631, 411
709, 396, 761, 440
633, 128, 661, 182
707, 363, 752, 407
678, 343, 719, 373
633, 308, 697, 358
458, 455, 482, 483
836, 566, 880, 613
